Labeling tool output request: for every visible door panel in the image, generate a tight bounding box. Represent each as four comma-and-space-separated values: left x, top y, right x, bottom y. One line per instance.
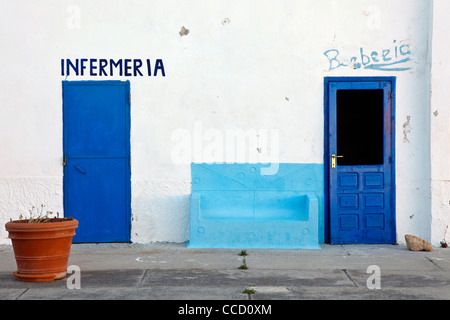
326, 78, 395, 244
65, 158, 130, 242
64, 83, 129, 158
63, 81, 131, 243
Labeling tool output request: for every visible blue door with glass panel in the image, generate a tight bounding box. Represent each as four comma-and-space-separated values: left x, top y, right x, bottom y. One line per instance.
63, 81, 131, 242
325, 77, 396, 244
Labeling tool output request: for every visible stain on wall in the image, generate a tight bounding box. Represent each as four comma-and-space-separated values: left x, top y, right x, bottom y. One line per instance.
403, 115, 412, 143
179, 26, 189, 37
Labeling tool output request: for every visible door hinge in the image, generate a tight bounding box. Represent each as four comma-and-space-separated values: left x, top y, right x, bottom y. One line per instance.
128, 155, 131, 167
63, 156, 67, 166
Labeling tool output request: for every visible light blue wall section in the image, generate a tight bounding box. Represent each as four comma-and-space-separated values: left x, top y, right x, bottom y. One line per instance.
188, 163, 324, 249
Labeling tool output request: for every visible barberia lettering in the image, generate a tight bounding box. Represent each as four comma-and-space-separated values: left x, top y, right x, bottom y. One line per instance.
61, 58, 165, 76
324, 40, 411, 71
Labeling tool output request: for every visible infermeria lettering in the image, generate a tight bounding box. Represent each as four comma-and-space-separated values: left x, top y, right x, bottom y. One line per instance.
61, 58, 165, 77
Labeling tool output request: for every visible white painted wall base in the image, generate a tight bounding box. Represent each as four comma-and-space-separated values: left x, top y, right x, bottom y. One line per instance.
0, 177, 63, 244
131, 178, 190, 243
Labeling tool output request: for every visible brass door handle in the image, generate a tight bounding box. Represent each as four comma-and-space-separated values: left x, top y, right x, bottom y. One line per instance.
331, 154, 343, 168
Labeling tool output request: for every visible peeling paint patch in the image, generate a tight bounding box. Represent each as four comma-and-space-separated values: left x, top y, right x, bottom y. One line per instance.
222, 18, 230, 25
403, 115, 412, 143
179, 26, 189, 37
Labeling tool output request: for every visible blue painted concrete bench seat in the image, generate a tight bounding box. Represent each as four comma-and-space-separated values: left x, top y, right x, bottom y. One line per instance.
188, 163, 323, 249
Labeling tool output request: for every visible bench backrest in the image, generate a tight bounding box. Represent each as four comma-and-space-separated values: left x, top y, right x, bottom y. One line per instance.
191, 163, 324, 238
191, 163, 323, 192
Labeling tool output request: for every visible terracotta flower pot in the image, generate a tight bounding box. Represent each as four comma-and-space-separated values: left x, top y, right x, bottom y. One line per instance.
5, 218, 78, 282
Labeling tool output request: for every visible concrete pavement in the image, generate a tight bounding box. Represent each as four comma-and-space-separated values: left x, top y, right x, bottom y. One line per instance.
1, 242, 449, 300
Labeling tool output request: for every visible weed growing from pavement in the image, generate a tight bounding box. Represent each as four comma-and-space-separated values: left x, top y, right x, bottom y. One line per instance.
238, 257, 248, 269
238, 249, 248, 256
238, 249, 249, 269
242, 287, 255, 295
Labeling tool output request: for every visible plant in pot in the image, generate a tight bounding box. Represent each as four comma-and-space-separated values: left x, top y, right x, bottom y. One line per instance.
5, 205, 78, 282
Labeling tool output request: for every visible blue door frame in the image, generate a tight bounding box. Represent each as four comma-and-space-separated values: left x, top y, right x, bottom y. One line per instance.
63, 80, 131, 242
324, 77, 396, 244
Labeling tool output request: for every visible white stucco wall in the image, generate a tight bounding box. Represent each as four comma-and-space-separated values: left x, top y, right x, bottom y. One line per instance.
0, 0, 438, 245
430, 0, 450, 246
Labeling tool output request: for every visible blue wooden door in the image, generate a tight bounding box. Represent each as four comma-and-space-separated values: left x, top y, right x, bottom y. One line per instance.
326, 78, 395, 244
63, 81, 131, 242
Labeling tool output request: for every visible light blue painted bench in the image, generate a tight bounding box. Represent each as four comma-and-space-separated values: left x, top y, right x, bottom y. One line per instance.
188, 163, 323, 249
